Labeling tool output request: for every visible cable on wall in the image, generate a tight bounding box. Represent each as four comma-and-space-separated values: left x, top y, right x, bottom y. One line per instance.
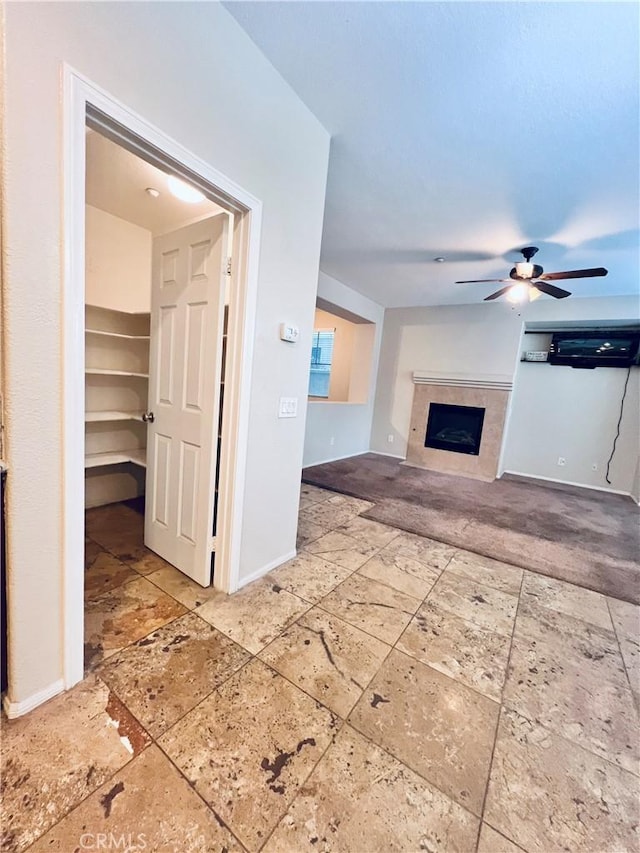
605, 365, 632, 485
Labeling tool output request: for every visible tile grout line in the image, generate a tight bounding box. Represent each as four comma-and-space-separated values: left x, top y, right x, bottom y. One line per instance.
605, 596, 638, 710
473, 565, 527, 849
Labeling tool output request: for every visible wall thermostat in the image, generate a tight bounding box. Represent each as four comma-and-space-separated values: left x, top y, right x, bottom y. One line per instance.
279, 323, 300, 343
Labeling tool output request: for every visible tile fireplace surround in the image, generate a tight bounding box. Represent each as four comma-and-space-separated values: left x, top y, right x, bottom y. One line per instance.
406, 371, 513, 481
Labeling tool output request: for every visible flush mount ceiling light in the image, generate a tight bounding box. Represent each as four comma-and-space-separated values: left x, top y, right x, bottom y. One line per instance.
434, 257, 446, 263
167, 175, 205, 204
145, 187, 160, 198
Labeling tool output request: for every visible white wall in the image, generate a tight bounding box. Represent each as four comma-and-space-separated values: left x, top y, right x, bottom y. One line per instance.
85, 205, 152, 313
371, 296, 640, 493
2, 2, 329, 708
303, 272, 384, 466
502, 338, 639, 493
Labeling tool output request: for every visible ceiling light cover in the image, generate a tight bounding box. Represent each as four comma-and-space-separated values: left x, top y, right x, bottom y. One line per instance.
167, 176, 206, 204
506, 283, 529, 304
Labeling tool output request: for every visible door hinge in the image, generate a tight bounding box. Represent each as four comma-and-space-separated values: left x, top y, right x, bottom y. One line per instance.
225, 257, 232, 276
210, 536, 217, 552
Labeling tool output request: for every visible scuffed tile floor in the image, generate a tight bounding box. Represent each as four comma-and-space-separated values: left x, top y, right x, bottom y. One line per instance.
2, 489, 639, 852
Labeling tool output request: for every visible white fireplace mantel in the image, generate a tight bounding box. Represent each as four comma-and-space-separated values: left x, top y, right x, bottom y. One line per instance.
412, 370, 513, 391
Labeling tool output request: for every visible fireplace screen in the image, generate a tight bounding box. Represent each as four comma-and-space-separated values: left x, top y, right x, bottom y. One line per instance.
424, 403, 486, 456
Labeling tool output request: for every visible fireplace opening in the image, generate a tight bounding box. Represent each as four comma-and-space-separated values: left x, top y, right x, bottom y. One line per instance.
424, 403, 486, 456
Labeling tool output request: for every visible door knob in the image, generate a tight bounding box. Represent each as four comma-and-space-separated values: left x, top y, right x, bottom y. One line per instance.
142, 411, 155, 423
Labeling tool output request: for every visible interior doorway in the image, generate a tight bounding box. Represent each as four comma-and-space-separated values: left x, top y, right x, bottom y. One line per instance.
63, 68, 263, 689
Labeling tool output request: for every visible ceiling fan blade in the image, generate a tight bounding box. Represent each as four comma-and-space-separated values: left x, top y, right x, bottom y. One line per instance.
539, 267, 608, 281
455, 278, 511, 284
483, 286, 514, 301
534, 282, 571, 299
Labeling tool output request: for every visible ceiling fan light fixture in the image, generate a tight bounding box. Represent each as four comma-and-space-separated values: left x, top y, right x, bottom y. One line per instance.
528, 286, 542, 301
515, 261, 534, 279
506, 283, 529, 304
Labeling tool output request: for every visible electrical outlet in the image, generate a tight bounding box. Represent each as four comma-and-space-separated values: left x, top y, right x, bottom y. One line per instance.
387, 434, 394, 443
557, 457, 567, 467
329, 436, 335, 446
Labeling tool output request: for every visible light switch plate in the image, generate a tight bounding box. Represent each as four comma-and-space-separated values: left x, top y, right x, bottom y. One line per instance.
278, 397, 298, 418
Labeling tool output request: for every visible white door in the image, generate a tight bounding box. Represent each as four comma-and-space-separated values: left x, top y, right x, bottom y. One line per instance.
144, 214, 227, 585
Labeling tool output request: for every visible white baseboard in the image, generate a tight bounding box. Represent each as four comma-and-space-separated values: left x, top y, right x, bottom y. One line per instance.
236, 549, 297, 590
303, 450, 371, 467
502, 470, 633, 499
369, 450, 406, 460
3, 678, 65, 719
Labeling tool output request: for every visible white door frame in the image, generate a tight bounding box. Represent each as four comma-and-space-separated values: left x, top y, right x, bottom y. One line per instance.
62, 65, 261, 688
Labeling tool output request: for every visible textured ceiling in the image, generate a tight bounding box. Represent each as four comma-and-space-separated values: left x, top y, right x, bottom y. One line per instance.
225, 1, 639, 308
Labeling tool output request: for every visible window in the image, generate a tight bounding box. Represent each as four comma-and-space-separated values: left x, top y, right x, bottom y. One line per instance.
308, 329, 335, 397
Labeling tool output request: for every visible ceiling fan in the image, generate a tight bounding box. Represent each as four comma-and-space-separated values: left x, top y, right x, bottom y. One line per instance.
456, 247, 608, 302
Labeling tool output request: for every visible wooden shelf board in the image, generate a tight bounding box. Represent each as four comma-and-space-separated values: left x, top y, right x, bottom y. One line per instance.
85, 368, 149, 378
85, 411, 144, 423
86, 328, 150, 341
85, 449, 147, 469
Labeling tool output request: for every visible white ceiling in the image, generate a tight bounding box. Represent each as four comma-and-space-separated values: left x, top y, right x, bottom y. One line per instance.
86, 130, 222, 235
225, 1, 639, 308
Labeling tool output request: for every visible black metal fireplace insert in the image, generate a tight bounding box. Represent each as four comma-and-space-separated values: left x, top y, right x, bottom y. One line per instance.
424, 403, 485, 456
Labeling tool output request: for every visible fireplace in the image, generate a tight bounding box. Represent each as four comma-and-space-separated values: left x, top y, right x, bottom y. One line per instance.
424, 403, 485, 456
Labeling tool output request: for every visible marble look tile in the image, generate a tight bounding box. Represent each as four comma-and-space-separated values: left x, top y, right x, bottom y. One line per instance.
85, 548, 138, 600
477, 823, 524, 853
335, 516, 400, 549
304, 531, 381, 571
299, 494, 319, 511
521, 572, 613, 631
446, 551, 523, 596
358, 549, 440, 600
350, 649, 499, 815
324, 493, 374, 513
381, 531, 456, 570
147, 564, 221, 609
97, 612, 250, 737
28, 745, 243, 853
297, 517, 331, 549
195, 577, 309, 654
84, 577, 187, 671
269, 552, 353, 604
0, 675, 149, 853
319, 573, 419, 644
504, 599, 639, 774
608, 596, 640, 639
264, 725, 479, 853
259, 608, 390, 717
85, 536, 103, 568
428, 572, 518, 637
398, 600, 511, 701
124, 548, 176, 576
299, 502, 363, 531
85, 504, 145, 561
159, 659, 339, 852
485, 708, 640, 853
300, 483, 335, 503
609, 597, 640, 703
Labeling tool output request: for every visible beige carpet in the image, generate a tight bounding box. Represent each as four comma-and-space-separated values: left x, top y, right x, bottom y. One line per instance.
302, 453, 640, 604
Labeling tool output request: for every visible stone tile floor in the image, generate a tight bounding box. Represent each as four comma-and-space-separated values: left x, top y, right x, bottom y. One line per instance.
2, 486, 639, 852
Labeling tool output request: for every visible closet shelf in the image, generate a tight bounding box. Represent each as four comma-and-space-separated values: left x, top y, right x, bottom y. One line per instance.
85, 368, 149, 378
86, 328, 150, 341
85, 449, 147, 469
85, 411, 144, 423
